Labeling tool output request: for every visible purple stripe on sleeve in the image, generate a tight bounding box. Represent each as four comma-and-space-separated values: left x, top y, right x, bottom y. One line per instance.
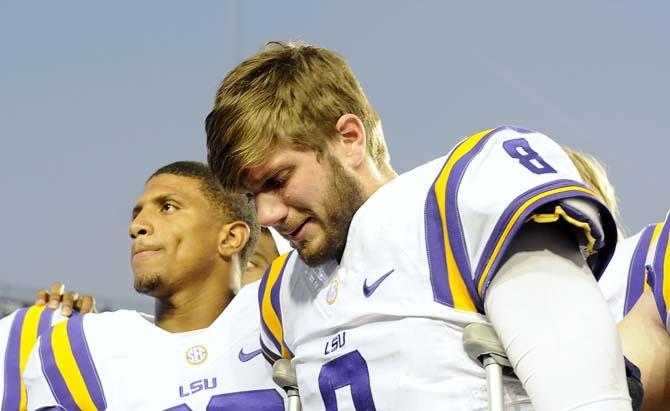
38, 328, 79, 411
425, 186, 455, 308
257, 265, 272, 313
269, 263, 292, 356
258, 265, 282, 355
475, 179, 616, 302
258, 253, 294, 357
66, 316, 106, 410
623, 226, 655, 316
2, 308, 28, 411
651, 221, 669, 324
425, 129, 498, 311
37, 308, 56, 337
443, 130, 497, 310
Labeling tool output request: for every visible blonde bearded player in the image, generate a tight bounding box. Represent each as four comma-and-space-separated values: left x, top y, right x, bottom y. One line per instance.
206, 42, 631, 410
566, 149, 670, 411
21, 161, 287, 410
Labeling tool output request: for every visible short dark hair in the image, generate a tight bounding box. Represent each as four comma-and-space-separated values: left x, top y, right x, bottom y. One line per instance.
149, 161, 260, 269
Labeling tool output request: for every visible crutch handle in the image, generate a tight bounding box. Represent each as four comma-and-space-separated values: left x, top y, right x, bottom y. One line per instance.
273, 358, 302, 411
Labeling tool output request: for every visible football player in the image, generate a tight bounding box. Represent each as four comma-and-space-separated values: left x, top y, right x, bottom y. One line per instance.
21, 161, 286, 410
205, 42, 630, 410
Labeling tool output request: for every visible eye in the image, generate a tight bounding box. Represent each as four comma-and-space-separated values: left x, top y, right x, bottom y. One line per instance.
161, 203, 177, 213
264, 177, 284, 190
263, 171, 289, 191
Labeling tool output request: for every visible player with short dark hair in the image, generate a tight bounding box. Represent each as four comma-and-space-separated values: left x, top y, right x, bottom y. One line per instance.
20, 161, 285, 410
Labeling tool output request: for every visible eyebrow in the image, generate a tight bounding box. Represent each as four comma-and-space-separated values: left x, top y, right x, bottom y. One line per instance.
248, 166, 291, 192
131, 193, 180, 219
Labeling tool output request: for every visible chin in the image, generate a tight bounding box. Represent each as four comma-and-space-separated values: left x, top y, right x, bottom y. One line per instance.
298, 239, 341, 267
133, 272, 163, 295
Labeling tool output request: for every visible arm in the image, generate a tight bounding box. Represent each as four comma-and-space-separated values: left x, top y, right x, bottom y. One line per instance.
618, 289, 670, 411
485, 221, 631, 411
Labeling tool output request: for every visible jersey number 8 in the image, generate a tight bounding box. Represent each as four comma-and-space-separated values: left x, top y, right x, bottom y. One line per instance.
503, 138, 556, 175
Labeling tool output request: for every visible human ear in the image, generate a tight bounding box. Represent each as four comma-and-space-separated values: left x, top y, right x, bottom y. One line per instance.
335, 113, 366, 167
217, 221, 251, 258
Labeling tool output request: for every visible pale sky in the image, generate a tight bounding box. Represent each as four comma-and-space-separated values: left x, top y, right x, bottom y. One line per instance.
1, 1, 668, 311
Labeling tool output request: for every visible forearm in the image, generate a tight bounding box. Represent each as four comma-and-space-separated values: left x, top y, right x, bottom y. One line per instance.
485, 223, 631, 411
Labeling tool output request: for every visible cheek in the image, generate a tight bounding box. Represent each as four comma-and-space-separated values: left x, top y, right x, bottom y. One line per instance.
286, 176, 327, 208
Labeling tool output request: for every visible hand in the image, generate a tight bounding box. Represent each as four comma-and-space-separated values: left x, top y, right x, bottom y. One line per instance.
34, 282, 97, 316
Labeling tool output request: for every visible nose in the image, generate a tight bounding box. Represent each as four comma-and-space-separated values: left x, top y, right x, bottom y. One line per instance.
255, 192, 289, 227
129, 212, 154, 239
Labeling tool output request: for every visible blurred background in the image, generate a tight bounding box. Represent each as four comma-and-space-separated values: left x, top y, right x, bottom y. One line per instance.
1, 1, 668, 313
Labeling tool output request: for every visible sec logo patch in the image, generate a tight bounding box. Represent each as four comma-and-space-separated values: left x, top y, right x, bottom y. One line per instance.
186, 345, 208, 365
325, 279, 339, 305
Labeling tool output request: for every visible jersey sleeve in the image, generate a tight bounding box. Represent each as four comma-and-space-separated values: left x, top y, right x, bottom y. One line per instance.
648, 210, 670, 332
1, 306, 62, 411
258, 252, 295, 362
424, 126, 617, 313
23, 315, 107, 411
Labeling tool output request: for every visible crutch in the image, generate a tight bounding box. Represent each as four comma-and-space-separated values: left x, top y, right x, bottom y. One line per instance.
462, 323, 514, 411
272, 358, 302, 411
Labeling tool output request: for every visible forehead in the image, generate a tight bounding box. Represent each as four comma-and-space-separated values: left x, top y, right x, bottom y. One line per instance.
137, 174, 205, 203
244, 146, 320, 190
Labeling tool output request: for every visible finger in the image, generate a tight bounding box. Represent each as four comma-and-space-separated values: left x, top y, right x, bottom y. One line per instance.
76, 296, 96, 314
60, 291, 79, 316
47, 282, 65, 309
34, 288, 49, 306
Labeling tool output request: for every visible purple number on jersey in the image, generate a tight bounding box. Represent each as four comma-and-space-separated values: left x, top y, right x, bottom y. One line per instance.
318, 350, 376, 411
503, 138, 557, 175
165, 389, 284, 411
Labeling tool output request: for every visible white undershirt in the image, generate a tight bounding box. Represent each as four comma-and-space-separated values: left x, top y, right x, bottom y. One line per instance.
485, 221, 631, 411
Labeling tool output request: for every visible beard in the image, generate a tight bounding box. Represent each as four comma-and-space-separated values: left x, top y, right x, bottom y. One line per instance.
134, 272, 163, 295
296, 154, 367, 267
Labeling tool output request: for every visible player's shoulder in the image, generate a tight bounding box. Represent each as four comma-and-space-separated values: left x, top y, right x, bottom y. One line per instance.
0, 305, 69, 345
362, 124, 574, 209
42, 309, 149, 357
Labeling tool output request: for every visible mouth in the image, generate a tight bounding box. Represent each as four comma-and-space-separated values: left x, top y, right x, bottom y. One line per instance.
132, 247, 162, 260
286, 218, 311, 242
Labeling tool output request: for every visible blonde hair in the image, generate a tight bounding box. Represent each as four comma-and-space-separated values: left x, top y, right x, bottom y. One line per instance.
206, 41, 389, 191
564, 147, 623, 237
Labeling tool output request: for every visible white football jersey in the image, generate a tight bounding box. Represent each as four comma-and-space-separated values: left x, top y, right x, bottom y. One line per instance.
598, 224, 664, 323
259, 126, 616, 410
1, 306, 71, 411
23, 282, 286, 411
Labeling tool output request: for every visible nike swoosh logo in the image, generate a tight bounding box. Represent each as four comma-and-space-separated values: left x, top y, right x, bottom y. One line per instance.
238, 348, 263, 362
363, 269, 395, 297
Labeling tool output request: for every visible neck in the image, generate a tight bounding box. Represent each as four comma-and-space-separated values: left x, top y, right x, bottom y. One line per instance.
362, 162, 397, 200
152, 272, 234, 333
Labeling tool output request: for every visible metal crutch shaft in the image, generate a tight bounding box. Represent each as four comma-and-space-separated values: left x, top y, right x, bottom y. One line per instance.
463, 323, 513, 411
